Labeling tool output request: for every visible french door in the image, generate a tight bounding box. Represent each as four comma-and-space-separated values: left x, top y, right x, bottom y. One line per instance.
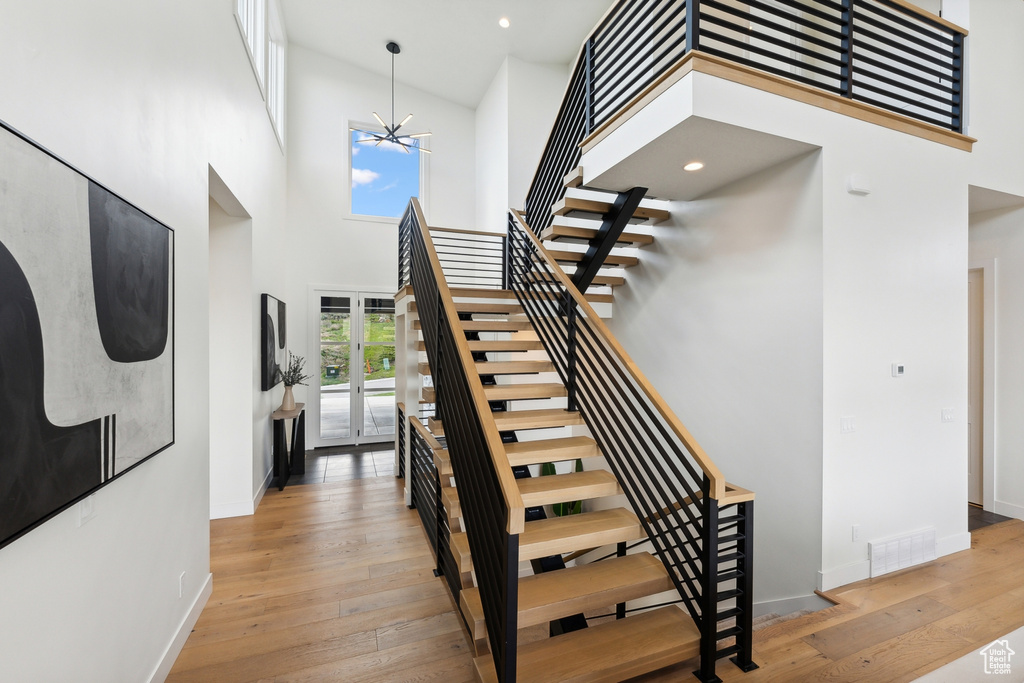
309, 289, 396, 447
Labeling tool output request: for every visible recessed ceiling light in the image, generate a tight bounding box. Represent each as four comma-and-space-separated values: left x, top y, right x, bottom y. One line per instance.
683, 161, 704, 172
499, 17, 511, 28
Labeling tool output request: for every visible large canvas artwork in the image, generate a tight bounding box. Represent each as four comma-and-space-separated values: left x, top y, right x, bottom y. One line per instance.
261, 293, 286, 391
0, 122, 174, 550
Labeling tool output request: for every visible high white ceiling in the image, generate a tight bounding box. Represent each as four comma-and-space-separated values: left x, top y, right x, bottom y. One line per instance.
278, 0, 611, 109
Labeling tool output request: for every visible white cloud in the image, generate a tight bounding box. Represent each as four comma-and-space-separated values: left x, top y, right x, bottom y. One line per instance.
351, 168, 380, 187
352, 146, 359, 156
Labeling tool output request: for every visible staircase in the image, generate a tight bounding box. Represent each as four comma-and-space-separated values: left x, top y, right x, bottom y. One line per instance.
398, 198, 756, 683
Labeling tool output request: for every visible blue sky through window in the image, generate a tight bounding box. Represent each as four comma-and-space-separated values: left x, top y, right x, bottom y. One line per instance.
351, 130, 420, 218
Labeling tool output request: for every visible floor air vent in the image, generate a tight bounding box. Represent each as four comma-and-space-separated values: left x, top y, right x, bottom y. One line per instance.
869, 528, 937, 577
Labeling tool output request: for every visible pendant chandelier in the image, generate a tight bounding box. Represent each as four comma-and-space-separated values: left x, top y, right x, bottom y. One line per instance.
354, 41, 431, 154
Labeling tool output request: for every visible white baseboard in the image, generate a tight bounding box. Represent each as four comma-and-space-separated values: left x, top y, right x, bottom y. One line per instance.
253, 466, 273, 512
994, 499, 1024, 520
817, 560, 870, 592
148, 572, 213, 683
937, 531, 971, 557
818, 530, 974, 592
210, 499, 253, 519
211, 469, 273, 519
754, 593, 833, 618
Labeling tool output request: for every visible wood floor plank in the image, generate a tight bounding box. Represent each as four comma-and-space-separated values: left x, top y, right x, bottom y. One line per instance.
169, 477, 475, 681
801, 594, 957, 661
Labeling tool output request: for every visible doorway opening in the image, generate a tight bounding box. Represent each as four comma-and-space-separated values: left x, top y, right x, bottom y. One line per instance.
309, 289, 396, 447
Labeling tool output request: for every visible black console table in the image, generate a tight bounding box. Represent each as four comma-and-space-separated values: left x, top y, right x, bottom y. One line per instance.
272, 403, 305, 491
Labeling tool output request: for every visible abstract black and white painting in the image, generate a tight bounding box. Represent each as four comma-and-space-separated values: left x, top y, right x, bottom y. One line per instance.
261, 293, 286, 391
0, 122, 174, 550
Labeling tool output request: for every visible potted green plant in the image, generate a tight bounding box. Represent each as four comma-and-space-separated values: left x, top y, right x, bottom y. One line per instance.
279, 351, 311, 412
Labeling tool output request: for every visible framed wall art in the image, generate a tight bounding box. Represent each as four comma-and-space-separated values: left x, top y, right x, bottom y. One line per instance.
261, 293, 286, 391
0, 121, 174, 550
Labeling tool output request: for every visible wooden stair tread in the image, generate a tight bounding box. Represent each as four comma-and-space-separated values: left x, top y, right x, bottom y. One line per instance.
474, 605, 699, 683
451, 531, 472, 572
552, 196, 671, 224
492, 408, 585, 432
541, 224, 654, 246
462, 552, 673, 639
546, 249, 639, 267
409, 301, 523, 315
517, 470, 621, 507
475, 360, 555, 375
505, 437, 601, 465
441, 486, 460, 520
428, 409, 584, 436
422, 360, 555, 376
563, 166, 584, 189
433, 449, 451, 476
459, 319, 535, 332
482, 383, 567, 401
529, 271, 626, 287
449, 288, 516, 300
520, 507, 642, 561
417, 340, 546, 352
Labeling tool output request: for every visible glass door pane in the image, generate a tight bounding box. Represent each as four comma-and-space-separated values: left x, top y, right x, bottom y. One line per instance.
361, 296, 396, 441
319, 295, 353, 441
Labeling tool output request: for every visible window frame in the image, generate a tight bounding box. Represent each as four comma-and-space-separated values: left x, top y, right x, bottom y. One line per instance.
346, 121, 430, 224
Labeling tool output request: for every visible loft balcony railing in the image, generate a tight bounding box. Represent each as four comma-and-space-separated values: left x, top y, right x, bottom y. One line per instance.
525, 0, 966, 235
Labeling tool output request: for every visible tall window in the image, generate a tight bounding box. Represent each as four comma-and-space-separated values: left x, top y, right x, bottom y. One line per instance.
235, 0, 286, 147
350, 128, 423, 220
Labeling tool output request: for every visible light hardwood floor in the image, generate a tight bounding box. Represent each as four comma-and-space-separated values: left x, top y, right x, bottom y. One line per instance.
637, 518, 1024, 682
167, 476, 476, 683
170, 473, 1024, 683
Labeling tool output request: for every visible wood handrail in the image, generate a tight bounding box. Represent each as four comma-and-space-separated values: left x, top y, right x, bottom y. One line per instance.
882, 0, 967, 36
410, 198, 526, 534
408, 412, 444, 454
430, 225, 505, 239
510, 209, 727, 500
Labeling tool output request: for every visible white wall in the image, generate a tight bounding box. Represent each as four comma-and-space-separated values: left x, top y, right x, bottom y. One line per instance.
970, 205, 1024, 519
508, 59, 570, 212
965, 0, 1024, 195
0, 0, 287, 680
209, 198, 256, 518
476, 59, 510, 231
609, 153, 824, 605
582, 66, 971, 597
475, 56, 569, 232
285, 45, 477, 418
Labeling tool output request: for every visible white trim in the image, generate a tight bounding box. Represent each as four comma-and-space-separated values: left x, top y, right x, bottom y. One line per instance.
253, 465, 273, 512
753, 593, 832, 619
817, 560, 869, 592
346, 120, 429, 223
148, 572, 213, 683
969, 257, 997, 512
994, 499, 1024, 521
210, 499, 254, 519
818, 531, 973, 591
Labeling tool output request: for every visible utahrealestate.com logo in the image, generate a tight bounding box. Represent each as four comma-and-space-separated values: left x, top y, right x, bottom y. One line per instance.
980, 639, 1015, 675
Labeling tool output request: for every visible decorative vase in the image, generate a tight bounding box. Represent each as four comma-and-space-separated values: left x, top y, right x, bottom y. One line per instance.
281, 384, 296, 412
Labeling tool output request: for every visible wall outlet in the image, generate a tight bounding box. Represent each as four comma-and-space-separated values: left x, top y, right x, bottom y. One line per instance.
178, 571, 186, 599
840, 416, 856, 434
891, 363, 905, 377
941, 408, 954, 423
852, 525, 861, 542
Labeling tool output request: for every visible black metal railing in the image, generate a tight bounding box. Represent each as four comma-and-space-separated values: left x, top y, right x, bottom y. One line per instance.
408, 415, 463, 610
524, 0, 965, 236
431, 228, 507, 290
507, 210, 753, 681
403, 198, 523, 682
397, 403, 406, 479
400, 222, 507, 291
